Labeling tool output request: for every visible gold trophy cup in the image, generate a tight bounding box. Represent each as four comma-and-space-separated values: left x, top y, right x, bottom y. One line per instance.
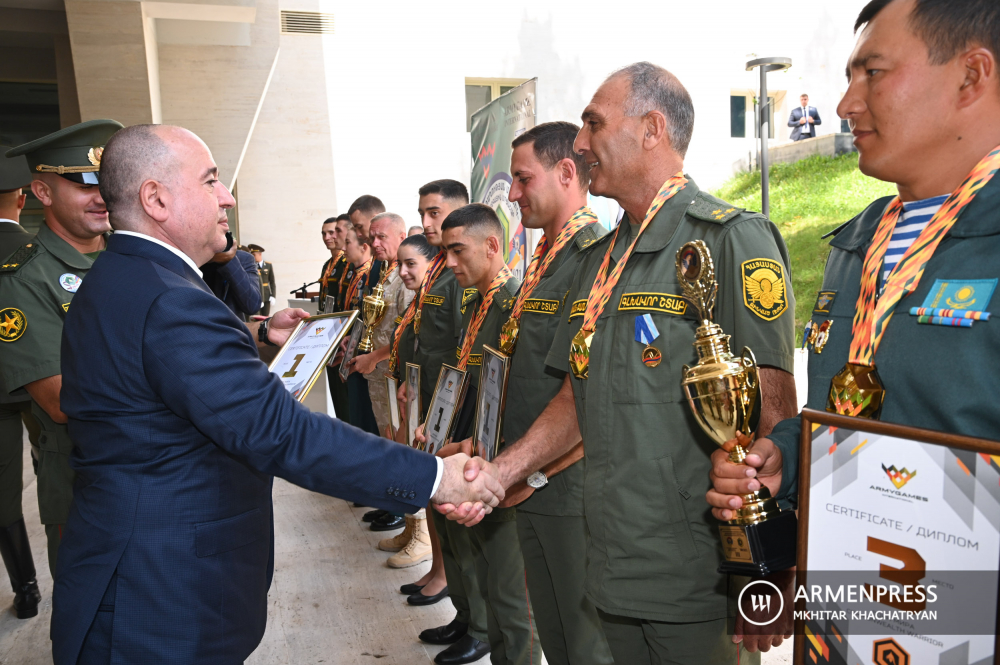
357, 284, 388, 353
676, 240, 796, 575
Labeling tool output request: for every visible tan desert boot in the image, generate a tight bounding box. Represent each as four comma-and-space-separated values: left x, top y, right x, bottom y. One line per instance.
378, 515, 414, 552
387, 515, 431, 568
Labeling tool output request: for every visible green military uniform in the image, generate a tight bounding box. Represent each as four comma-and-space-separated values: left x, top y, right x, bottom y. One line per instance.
320, 251, 350, 422
458, 272, 542, 665
501, 221, 614, 665
768, 179, 1000, 503
415, 260, 489, 644
545, 180, 795, 664
1, 119, 121, 577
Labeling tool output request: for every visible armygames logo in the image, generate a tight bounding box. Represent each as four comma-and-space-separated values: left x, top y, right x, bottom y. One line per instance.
882, 464, 916, 490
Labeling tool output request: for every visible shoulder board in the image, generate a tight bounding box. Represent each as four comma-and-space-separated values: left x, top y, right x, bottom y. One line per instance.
686, 191, 744, 224
461, 287, 479, 306
496, 278, 520, 312
574, 222, 609, 251
0, 243, 39, 274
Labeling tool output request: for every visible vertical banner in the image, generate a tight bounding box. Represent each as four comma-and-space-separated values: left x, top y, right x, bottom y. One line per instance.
470, 79, 537, 281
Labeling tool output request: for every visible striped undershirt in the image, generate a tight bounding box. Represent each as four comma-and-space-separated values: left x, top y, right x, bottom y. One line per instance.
881, 194, 949, 290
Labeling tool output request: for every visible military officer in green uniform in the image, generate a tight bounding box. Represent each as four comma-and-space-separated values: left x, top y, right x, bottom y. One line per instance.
418, 202, 536, 665
0, 119, 123, 577
445, 64, 797, 663
402, 180, 490, 665
248, 243, 275, 316
708, 2, 1000, 649
499, 122, 614, 665
0, 148, 42, 619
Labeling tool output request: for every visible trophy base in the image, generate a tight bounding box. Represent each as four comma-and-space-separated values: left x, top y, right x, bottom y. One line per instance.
717, 510, 797, 576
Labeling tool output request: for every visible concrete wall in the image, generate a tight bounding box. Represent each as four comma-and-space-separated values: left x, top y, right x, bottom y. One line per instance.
769, 133, 857, 167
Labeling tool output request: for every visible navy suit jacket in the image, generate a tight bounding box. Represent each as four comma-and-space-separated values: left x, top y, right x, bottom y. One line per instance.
54, 234, 438, 664
200, 249, 261, 321
787, 105, 821, 141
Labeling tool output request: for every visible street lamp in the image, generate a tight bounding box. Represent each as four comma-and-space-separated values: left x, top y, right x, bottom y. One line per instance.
746, 57, 792, 218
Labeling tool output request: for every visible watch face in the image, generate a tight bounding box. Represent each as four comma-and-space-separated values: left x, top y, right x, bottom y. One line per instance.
527, 472, 547, 489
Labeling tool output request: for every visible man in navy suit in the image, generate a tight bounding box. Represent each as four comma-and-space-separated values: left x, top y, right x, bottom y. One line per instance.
54, 124, 504, 665
787, 93, 822, 141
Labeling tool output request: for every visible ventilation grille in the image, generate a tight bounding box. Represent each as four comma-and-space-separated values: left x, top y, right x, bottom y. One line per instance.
280, 11, 334, 34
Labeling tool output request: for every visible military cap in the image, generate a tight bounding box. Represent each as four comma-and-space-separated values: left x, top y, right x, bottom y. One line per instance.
237, 245, 251, 253
247, 243, 265, 252
5, 119, 124, 186
0, 149, 31, 193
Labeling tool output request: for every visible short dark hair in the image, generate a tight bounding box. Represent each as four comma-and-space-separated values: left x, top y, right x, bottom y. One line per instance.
855, 0, 1000, 65
347, 195, 385, 217
418, 179, 469, 205
511, 121, 590, 188
336, 213, 351, 222
440, 203, 503, 240
400, 233, 437, 261
322, 216, 337, 227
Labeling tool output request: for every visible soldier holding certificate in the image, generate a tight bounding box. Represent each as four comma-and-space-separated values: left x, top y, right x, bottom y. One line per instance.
707, 0, 1000, 591
419, 203, 536, 665
444, 63, 798, 662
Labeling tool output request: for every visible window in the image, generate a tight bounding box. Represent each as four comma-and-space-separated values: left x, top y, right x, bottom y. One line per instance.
730, 96, 746, 138
464, 78, 529, 131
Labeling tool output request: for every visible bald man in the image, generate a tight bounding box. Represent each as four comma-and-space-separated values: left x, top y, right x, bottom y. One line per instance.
53, 124, 504, 665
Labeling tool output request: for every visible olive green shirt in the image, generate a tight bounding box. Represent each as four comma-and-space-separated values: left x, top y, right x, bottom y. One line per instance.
546, 179, 795, 623
413, 267, 473, 419
0, 222, 35, 405
503, 222, 607, 517
456, 273, 520, 392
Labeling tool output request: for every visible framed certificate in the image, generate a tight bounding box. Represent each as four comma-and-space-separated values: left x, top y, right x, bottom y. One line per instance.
405, 363, 422, 448
338, 320, 363, 383
423, 364, 468, 455
268, 310, 358, 401
386, 376, 400, 435
794, 408, 1000, 665
473, 345, 509, 461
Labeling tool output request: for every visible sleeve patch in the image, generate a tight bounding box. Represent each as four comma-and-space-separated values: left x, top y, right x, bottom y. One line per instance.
742, 259, 788, 321
0, 308, 27, 342
462, 288, 478, 306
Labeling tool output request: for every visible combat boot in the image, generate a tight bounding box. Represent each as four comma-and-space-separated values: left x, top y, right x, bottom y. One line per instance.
378, 514, 414, 552
0, 517, 41, 619
387, 513, 431, 568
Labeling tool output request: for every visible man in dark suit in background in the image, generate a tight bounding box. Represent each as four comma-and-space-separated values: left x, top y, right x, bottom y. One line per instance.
788, 93, 822, 141
53, 123, 504, 665
199, 241, 261, 321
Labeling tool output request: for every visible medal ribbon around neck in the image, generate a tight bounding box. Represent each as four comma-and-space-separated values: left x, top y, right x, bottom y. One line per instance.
569, 173, 688, 378
390, 251, 447, 371
848, 145, 1000, 366
376, 260, 398, 287
345, 257, 373, 308
457, 265, 513, 370
499, 206, 598, 354
320, 250, 342, 289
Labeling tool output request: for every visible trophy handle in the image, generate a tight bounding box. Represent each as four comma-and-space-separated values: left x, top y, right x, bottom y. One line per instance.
740, 347, 758, 392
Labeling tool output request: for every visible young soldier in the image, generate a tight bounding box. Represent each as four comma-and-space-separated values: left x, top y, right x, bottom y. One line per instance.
0, 149, 41, 619
349, 194, 385, 245
447, 63, 798, 663
341, 225, 380, 439
0, 119, 123, 577
419, 203, 536, 665
708, 0, 1000, 649
397, 181, 490, 663
319, 215, 350, 422
248, 243, 275, 315
499, 121, 614, 665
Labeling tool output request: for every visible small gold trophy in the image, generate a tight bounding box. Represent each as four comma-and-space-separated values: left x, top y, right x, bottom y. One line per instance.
357, 284, 388, 353
676, 240, 796, 575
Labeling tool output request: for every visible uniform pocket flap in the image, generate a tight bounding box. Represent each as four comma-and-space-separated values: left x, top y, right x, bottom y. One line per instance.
195, 508, 267, 558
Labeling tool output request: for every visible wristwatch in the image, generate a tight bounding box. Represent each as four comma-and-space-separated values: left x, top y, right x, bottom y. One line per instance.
258, 317, 278, 346
526, 471, 548, 489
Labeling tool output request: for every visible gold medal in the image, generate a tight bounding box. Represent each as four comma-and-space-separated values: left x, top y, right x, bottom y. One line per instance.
569, 328, 594, 379
641, 345, 661, 367
827, 362, 885, 419
499, 317, 519, 355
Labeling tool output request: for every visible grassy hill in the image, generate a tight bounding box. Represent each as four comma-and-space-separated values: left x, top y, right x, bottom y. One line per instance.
711, 153, 897, 341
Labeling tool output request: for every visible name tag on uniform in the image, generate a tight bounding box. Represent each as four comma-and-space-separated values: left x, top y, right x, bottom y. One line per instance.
617, 292, 687, 316
522, 298, 560, 315
423, 294, 445, 307
568, 299, 586, 320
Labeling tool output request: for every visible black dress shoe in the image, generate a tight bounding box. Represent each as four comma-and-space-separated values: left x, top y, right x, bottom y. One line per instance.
400, 582, 425, 595
419, 617, 467, 645
363, 509, 387, 523
407, 585, 448, 606
434, 634, 490, 664
370, 513, 405, 531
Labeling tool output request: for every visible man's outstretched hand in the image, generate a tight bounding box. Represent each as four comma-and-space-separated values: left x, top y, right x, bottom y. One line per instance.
706, 433, 784, 522
266, 308, 311, 347
431, 453, 504, 524
435, 456, 505, 526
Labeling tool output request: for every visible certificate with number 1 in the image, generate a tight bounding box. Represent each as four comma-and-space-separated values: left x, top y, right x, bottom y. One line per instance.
268, 311, 357, 401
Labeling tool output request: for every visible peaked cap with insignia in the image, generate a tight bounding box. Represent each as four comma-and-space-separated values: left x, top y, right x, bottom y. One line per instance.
0, 148, 32, 193
247, 243, 265, 252
5, 119, 124, 186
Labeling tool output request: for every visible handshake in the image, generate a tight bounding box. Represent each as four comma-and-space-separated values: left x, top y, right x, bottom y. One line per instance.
429, 453, 505, 526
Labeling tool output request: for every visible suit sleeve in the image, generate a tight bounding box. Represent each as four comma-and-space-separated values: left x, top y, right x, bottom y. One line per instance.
141, 287, 438, 513
811, 108, 821, 126
217, 251, 262, 316
787, 108, 800, 128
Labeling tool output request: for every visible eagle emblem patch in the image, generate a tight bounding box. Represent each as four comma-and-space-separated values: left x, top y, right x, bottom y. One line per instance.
741, 259, 788, 321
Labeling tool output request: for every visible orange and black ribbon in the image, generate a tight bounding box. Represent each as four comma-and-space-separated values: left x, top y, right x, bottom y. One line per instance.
457, 265, 513, 370
389, 252, 447, 372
